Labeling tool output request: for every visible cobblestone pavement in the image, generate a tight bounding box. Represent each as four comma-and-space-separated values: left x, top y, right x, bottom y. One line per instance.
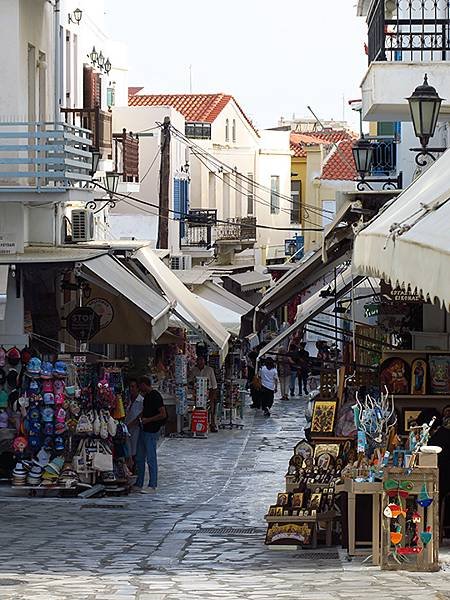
1, 400, 450, 599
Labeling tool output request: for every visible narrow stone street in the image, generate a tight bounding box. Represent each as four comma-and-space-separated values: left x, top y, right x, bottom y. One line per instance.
1, 400, 450, 599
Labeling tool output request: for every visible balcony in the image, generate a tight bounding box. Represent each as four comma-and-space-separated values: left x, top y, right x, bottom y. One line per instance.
366, 135, 397, 176
216, 217, 257, 243
362, 0, 450, 120
181, 209, 217, 249
113, 129, 139, 183
0, 121, 92, 195
367, 0, 450, 63
61, 107, 112, 156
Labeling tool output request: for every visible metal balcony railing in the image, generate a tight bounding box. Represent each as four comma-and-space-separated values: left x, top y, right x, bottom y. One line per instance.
61, 106, 112, 155
181, 209, 217, 248
0, 121, 92, 192
366, 135, 398, 176
113, 129, 139, 183
367, 0, 450, 63
216, 217, 257, 242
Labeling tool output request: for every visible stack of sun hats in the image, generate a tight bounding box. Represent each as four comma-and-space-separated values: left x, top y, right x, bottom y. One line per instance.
12, 462, 27, 486
42, 456, 64, 486
26, 463, 43, 486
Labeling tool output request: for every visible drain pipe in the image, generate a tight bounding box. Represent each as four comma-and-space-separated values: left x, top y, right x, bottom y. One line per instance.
54, 0, 61, 123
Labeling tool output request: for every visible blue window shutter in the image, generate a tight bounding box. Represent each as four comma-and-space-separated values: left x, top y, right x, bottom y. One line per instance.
173, 179, 181, 220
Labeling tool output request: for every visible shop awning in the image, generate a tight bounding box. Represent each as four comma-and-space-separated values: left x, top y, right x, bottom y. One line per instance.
196, 281, 253, 315
0, 246, 108, 264
322, 199, 354, 262
257, 268, 364, 360
0, 266, 8, 320
133, 246, 230, 362
226, 271, 271, 292
82, 254, 171, 343
253, 243, 353, 332
353, 149, 450, 308
174, 269, 211, 286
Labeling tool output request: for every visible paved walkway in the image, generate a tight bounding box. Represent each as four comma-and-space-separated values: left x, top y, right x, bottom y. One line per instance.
1, 400, 450, 599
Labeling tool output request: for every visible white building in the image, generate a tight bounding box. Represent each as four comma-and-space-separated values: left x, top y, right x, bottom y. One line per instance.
356, 0, 450, 187
125, 92, 297, 264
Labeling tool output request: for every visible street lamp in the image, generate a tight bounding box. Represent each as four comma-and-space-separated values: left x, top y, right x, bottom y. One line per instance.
352, 136, 402, 191
104, 58, 112, 74
97, 51, 105, 69
90, 151, 100, 177
89, 46, 98, 65
407, 74, 446, 165
68, 7, 82, 24
103, 171, 120, 202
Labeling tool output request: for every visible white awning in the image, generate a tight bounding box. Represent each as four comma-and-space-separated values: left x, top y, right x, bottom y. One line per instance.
82, 254, 171, 343
226, 271, 271, 292
0, 266, 8, 321
134, 246, 230, 362
353, 149, 450, 308
258, 268, 364, 360
196, 281, 253, 316
0, 246, 108, 264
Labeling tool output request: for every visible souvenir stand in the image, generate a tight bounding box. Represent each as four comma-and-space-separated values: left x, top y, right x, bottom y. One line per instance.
1, 348, 133, 498
264, 366, 356, 548
220, 341, 245, 430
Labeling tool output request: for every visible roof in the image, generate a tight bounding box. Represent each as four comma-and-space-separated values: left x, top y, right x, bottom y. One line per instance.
321, 137, 357, 181
128, 86, 144, 96
128, 93, 259, 135
290, 132, 323, 158
174, 269, 211, 286
226, 271, 271, 292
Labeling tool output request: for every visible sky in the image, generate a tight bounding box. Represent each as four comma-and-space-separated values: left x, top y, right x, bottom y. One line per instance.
105, 0, 368, 132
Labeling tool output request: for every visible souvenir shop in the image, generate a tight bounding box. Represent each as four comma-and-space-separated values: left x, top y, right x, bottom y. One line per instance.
264, 283, 449, 571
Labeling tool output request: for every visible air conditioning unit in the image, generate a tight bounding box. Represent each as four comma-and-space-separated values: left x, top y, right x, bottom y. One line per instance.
71, 209, 95, 242
170, 254, 192, 270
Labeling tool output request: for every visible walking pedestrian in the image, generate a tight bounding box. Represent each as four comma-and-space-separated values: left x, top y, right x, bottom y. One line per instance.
288, 337, 300, 396
125, 378, 143, 472
246, 351, 261, 409
135, 376, 167, 493
259, 357, 279, 417
277, 347, 290, 401
297, 342, 310, 396
189, 355, 219, 432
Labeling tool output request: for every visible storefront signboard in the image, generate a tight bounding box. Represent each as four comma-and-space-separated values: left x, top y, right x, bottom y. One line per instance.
66, 307, 101, 341
191, 409, 208, 434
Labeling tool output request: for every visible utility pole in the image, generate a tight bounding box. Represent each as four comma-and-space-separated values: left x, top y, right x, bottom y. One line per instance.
157, 117, 170, 249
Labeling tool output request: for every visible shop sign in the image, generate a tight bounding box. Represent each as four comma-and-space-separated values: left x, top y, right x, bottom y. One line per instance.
66, 307, 101, 341
73, 355, 87, 365
380, 282, 423, 303
364, 302, 380, 318
191, 409, 208, 434
86, 298, 114, 329
0, 234, 16, 255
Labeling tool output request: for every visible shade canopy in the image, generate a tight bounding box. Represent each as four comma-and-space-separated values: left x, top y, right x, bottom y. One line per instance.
353, 148, 450, 308
196, 281, 253, 316
257, 268, 364, 361
134, 246, 230, 362
82, 254, 171, 343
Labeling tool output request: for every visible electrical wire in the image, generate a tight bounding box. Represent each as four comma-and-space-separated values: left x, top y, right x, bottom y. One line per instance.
94, 182, 324, 232
191, 149, 324, 229
170, 124, 338, 217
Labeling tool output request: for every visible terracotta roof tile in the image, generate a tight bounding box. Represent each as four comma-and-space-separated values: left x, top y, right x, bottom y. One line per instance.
320, 138, 357, 181
290, 132, 322, 158
127, 93, 258, 136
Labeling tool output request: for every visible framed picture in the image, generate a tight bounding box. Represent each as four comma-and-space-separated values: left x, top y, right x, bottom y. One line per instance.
316, 452, 334, 470
292, 493, 304, 508
411, 358, 427, 395
380, 357, 410, 395
265, 522, 312, 546
294, 440, 314, 461
277, 493, 289, 507
429, 356, 450, 395
403, 408, 422, 432
275, 507, 283, 516
314, 443, 340, 459
268, 505, 278, 516
309, 492, 322, 511
311, 401, 337, 435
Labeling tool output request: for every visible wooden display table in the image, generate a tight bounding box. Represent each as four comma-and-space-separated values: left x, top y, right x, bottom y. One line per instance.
265, 510, 337, 548
336, 479, 382, 565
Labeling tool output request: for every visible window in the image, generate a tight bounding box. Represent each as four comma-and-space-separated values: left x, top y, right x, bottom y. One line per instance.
232, 119, 236, 143
322, 200, 336, 227
247, 173, 254, 215
209, 172, 216, 208
225, 119, 229, 142
185, 122, 211, 139
270, 176, 280, 214
290, 179, 301, 223
107, 87, 115, 108
235, 173, 243, 216
223, 173, 230, 218
173, 178, 189, 238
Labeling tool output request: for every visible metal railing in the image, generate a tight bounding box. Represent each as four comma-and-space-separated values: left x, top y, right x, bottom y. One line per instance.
0, 121, 92, 192
61, 106, 112, 155
216, 217, 257, 242
366, 135, 398, 176
181, 209, 217, 248
367, 0, 450, 62
113, 129, 139, 182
